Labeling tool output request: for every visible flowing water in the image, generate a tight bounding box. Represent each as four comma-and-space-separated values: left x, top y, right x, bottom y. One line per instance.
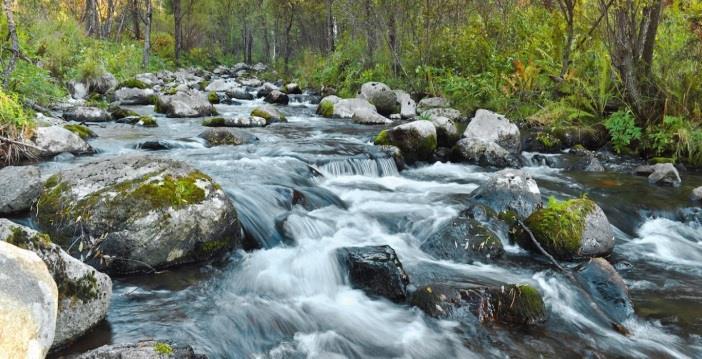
34, 96, 702, 358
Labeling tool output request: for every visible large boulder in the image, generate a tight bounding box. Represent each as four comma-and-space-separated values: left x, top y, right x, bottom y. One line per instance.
202, 116, 266, 128
33, 155, 243, 274
0, 240, 58, 358
205, 79, 238, 93
358, 82, 400, 116
225, 87, 254, 100
514, 198, 614, 260
692, 186, 702, 202
198, 128, 257, 147
73, 340, 207, 359
155, 91, 217, 118
352, 108, 392, 125
471, 169, 542, 220
32, 126, 92, 157
416, 97, 450, 114
264, 90, 290, 105
0, 166, 42, 215
575, 258, 634, 323
336, 245, 409, 303
634, 163, 682, 187
463, 109, 520, 153
410, 283, 546, 325
373, 120, 437, 163
114, 87, 155, 105
431, 116, 460, 147
135, 73, 163, 87
0, 220, 111, 349
255, 82, 279, 98
451, 138, 521, 168
284, 83, 302, 95
68, 72, 118, 99
63, 107, 112, 123
394, 90, 416, 119
423, 108, 462, 122
317, 96, 376, 118
421, 211, 504, 262
251, 105, 287, 124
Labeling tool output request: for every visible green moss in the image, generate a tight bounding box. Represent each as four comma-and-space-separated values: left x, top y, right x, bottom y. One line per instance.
536, 132, 561, 151
117, 78, 147, 89
86, 94, 108, 109
198, 80, 210, 91
153, 342, 174, 355
519, 197, 596, 259
63, 124, 96, 139
251, 108, 271, 121
163, 87, 178, 95
373, 130, 390, 145
154, 97, 167, 114
58, 271, 99, 302
138, 116, 158, 127
195, 237, 232, 257
5, 227, 52, 250
124, 171, 208, 209
492, 284, 546, 325
416, 133, 438, 159
202, 117, 226, 127
110, 107, 139, 119
317, 99, 334, 118
649, 157, 676, 164
208, 91, 220, 104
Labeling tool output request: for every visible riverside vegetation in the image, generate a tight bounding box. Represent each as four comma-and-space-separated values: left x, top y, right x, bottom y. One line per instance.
0, 1, 701, 358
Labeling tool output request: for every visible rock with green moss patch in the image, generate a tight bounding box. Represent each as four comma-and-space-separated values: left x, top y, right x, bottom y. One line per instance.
316, 96, 340, 118
0, 219, 111, 349
410, 283, 546, 325
373, 120, 437, 163
155, 90, 217, 118
117, 78, 148, 90
421, 211, 504, 263
32, 155, 243, 274
73, 340, 207, 358
198, 128, 257, 147
109, 106, 140, 119
514, 197, 614, 260
114, 87, 155, 105
32, 126, 93, 157
137, 116, 158, 128
207, 91, 220, 104
251, 105, 287, 124
202, 116, 266, 128
63, 124, 97, 140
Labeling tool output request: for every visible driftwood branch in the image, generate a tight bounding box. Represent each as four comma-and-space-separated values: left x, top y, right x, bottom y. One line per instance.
0, 135, 42, 150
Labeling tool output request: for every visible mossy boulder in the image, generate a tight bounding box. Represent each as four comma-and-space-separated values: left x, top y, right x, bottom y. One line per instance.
551, 125, 608, 150
32, 155, 243, 274
73, 340, 206, 358
198, 128, 257, 147
251, 105, 287, 124
514, 197, 614, 260
316, 96, 340, 118
0, 219, 111, 349
207, 91, 220, 104
109, 106, 139, 119
117, 78, 148, 90
137, 116, 158, 127
410, 283, 546, 325
155, 90, 217, 118
373, 120, 437, 164
421, 211, 504, 262
63, 124, 97, 140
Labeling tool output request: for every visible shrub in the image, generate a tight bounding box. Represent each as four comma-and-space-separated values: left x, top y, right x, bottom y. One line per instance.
0, 89, 35, 164
605, 110, 641, 153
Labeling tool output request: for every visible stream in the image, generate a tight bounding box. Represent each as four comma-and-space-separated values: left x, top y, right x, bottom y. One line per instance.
31, 95, 702, 358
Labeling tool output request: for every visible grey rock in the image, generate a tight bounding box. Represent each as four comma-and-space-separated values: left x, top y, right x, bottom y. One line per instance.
330, 98, 377, 118
0, 241, 58, 358
225, 87, 254, 100
394, 90, 416, 119
0, 220, 112, 349
352, 108, 392, 125
375, 120, 437, 163
205, 79, 238, 92
63, 107, 112, 122
33, 155, 243, 274
417, 97, 450, 113
202, 116, 266, 128
32, 126, 92, 157
451, 137, 521, 168
284, 83, 302, 94
358, 82, 399, 116
198, 128, 257, 147
424, 107, 462, 122
421, 213, 504, 263
691, 186, 702, 202
73, 340, 207, 359
114, 87, 155, 105
634, 163, 682, 187
336, 245, 409, 303
156, 91, 217, 118
0, 166, 42, 214
264, 90, 290, 105
431, 116, 460, 147
575, 258, 634, 323
471, 168, 542, 219
251, 105, 287, 124
463, 109, 521, 153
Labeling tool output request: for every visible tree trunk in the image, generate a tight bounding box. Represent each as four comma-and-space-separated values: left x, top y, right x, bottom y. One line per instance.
284, 3, 294, 74
557, 0, 576, 78
364, 0, 374, 66
173, 0, 182, 64
603, 0, 664, 126
131, 0, 141, 39
327, 0, 335, 53
83, 0, 100, 37
142, 0, 152, 68
2, 0, 19, 87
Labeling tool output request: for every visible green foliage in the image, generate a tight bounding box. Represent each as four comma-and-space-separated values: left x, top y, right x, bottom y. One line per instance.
646, 115, 702, 165
9, 63, 66, 107
118, 79, 148, 90
153, 342, 174, 355
63, 124, 96, 140
208, 91, 220, 104
0, 89, 34, 131
605, 110, 641, 153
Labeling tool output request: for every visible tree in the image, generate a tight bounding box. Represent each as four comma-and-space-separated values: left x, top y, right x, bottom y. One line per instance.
173, 0, 182, 64
143, 0, 153, 68
2, 0, 19, 87
83, 0, 101, 37
556, 0, 576, 78
602, 0, 665, 126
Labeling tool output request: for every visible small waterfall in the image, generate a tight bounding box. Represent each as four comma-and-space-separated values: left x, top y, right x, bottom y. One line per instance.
318, 157, 399, 177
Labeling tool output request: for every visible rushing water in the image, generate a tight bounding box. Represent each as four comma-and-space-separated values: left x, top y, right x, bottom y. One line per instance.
38, 96, 702, 358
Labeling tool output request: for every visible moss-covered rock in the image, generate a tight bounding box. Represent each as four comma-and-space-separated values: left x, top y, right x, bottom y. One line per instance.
117, 78, 148, 89
316, 96, 340, 118
63, 124, 97, 140
373, 120, 437, 164
198, 128, 257, 147
410, 283, 546, 325
514, 197, 614, 260
33, 155, 243, 274
251, 105, 287, 124
0, 219, 112, 349
207, 91, 220, 104
109, 106, 140, 119
551, 125, 608, 150
137, 116, 158, 127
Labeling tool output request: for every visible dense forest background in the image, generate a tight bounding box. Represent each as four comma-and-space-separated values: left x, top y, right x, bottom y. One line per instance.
2, 0, 702, 164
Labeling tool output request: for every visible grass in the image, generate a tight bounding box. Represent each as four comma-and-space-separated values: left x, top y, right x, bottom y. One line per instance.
0, 89, 36, 164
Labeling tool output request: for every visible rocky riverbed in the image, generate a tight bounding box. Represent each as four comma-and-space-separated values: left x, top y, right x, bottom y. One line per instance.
1, 63, 701, 358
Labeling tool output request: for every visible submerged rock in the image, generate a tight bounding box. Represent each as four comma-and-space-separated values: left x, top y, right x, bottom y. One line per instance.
451, 138, 521, 168
471, 169, 542, 220
0, 240, 58, 358
421, 212, 504, 263
336, 245, 409, 302
575, 258, 634, 323
515, 198, 614, 260
634, 163, 682, 187
0, 165, 42, 215
63, 107, 112, 123
0, 220, 112, 349
33, 155, 243, 274
32, 126, 93, 157
202, 116, 266, 128
358, 82, 399, 116
373, 120, 437, 163
198, 128, 257, 146
74, 340, 207, 359
251, 105, 287, 124
410, 283, 546, 325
